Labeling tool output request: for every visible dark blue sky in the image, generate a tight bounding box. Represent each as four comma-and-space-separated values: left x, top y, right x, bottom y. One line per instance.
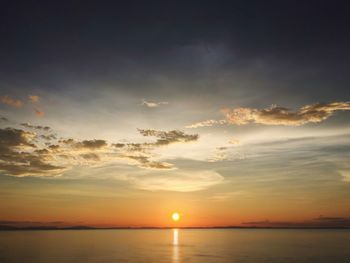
1, 1, 350, 102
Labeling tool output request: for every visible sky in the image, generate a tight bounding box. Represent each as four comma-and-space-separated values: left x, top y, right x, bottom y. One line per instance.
1, 1, 350, 228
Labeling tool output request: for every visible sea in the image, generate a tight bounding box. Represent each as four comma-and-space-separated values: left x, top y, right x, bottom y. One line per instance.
0, 229, 349, 262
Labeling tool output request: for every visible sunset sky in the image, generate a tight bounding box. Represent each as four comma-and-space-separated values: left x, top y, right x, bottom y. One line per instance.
1, 1, 350, 228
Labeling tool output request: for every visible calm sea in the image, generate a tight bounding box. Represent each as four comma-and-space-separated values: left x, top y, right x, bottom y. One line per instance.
0, 229, 349, 262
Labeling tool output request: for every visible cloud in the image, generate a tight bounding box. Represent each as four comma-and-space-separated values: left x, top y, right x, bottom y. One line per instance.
0, 120, 199, 176
222, 102, 350, 126
209, 191, 246, 201
21, 123, 51, 131
34, 108, 45, 117
80, 153, 101, 161
0, 95, 23, 108
338, 170, 350, 182
76, 140, 108, 150
138, 129, 198, 145
60, 138, 107, 150
228, 139, 240, 145
28, 95, 40, 103
40, 134, 57, 140
207, 146, 230, 162
0, 128, 37, 148
119, 129, 198, 169
130, 170, 224, 192
2, 116, 198, 177
186, 119, 227, 128
122, 154, 174, 169
141, 99, 168, 108
0, 128, 65, 176
187, 102, 350, 128
0, 116, 9, 122
112, 143, 125, 148
0, 95, 45, 117
208, 144, 244, 162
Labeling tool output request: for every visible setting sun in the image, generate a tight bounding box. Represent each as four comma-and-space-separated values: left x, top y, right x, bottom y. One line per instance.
172, 212, 180, 222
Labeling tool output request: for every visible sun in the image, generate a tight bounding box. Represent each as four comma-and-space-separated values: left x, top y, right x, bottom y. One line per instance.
171, 212, 180, 222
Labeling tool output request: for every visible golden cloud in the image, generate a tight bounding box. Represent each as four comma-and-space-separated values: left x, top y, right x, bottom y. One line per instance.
222, 102, 350, 126
187, 101, 350, 128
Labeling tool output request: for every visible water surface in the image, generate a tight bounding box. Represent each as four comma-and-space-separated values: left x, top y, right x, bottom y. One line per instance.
0, 229, 349, 262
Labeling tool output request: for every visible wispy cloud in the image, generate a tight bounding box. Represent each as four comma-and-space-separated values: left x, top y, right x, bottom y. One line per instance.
1, 94, 46, 117
121, 155, 174, 170
141, 99, 168, 108
130, 170, 223, 192
338, 170, 350, 182
208, 147, 229, 162
0, 95, 23, 108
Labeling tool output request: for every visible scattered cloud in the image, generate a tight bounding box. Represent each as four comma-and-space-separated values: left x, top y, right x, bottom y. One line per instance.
138, 129, 198, 145
186, 119, 226, 128
0, 120, 200, 177
21, 123, 51, 131
34, 108, 45, 117
118, 129, 198, 169
0, 95, 23, 108
1, 95, 46, 117
141, 99, 168, 108
28, 95, 40, 103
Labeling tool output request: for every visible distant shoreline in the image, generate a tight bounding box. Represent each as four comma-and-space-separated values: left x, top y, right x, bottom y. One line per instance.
1, 226, 350, 231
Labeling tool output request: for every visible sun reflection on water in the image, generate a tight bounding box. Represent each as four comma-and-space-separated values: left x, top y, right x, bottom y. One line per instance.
172, 229, 179, 263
